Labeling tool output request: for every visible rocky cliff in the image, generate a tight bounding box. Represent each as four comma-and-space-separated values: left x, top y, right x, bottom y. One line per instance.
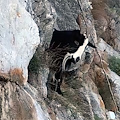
0, 0, 120, 120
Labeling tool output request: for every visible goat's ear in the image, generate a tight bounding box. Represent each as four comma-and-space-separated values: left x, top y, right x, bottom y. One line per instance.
88, 42, 96, 48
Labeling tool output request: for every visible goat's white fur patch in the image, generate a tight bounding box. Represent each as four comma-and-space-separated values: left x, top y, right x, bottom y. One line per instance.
62, 38, 89, 71
71, 38, 88, 60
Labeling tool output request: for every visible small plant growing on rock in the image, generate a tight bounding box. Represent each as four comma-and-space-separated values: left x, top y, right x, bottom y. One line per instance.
108, 56, 120, 76
28, 54, 40, 74
28, 47, 47, 74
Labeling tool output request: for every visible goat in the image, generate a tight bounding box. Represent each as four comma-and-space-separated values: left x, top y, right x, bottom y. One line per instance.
47, 29, 96, 95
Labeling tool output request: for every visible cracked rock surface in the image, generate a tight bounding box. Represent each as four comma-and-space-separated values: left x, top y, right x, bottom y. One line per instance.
0, 0, 120, 120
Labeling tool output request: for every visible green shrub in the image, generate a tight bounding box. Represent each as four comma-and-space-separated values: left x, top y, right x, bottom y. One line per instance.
28, 54, 40, 74
28, 48, 47, 74
94, 114, 102, 120
108, 56, 120, 76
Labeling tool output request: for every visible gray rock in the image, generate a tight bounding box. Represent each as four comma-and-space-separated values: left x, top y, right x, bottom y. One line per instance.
98, 38, 120, 58
0, 0, 39, 84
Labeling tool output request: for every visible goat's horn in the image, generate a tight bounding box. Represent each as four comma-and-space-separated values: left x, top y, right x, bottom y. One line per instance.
62, 52, 72, 71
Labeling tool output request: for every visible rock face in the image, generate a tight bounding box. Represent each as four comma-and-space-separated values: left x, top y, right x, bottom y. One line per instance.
0, 0, 120, 120
0, 0, 39, 84
0, 0, 50, 120
0, 82, 38, 120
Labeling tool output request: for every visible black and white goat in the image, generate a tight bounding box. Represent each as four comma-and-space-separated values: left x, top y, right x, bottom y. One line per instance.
47, 29, 96, 94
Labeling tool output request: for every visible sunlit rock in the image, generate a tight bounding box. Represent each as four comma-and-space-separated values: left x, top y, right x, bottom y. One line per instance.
0, 0, 39, 84
106, 111, 116, 120
98, 38, 120, 58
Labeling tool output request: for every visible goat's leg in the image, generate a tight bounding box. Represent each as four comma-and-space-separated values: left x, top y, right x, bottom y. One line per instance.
56, 78, 63, 95
55, 69, 63, 95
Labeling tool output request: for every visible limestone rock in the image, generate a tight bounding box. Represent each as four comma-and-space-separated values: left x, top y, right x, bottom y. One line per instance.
0, 81, 51, 120
0, 0, 52, 120
0, 0, 40, 84
106, 111, 116, 120
98, 38, 120, 58
108, 70, 120, 110
29, 0, 120, 119
1, 0, 120, 120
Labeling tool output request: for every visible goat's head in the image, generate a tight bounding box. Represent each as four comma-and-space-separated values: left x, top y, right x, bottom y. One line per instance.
62, 34, 96, 71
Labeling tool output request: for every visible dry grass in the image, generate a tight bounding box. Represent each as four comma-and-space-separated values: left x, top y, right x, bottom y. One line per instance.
46, 45, 76, 71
